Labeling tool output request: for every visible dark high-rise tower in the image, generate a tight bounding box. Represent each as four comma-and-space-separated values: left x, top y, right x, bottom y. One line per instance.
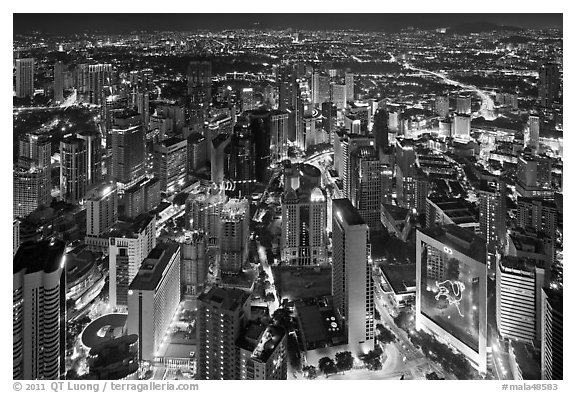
60, 136, 88, 203
538, 63, 560, 108
53, 61, 64, 103
246, 109, 272, 183
13, 239, 66, 380
187, 61, 212, 126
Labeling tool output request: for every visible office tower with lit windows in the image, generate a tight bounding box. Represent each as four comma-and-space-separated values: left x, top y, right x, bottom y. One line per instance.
395, 138, 417, 209
88, 64, 112, 105
86, 182, 118, 237
196, 286, 251, 380
110, 118, 146, 186
13, 155, 52, 219
13, 239, 66, 380
516, 197, 557, 241
349, 145, 382, 232
60, 136, 88, 203
122, 176, 160, 219
340, 134, 374, 200
540, 288, 562, 380
108, 214, 156, 309
78, 130, 102, 187
281, 187, 327, 266
270, 110, 289, 161
330, 83, 347, 110
496, 257, 546, 343
435, 95, 450, 117
312, 72, 330, 105
154, 136, 188, 193
127, 243, 181, 362
332, 199, 375, 354
526, 115, 540, 152
453, 113, 471, 140
187, 132, 207, 173
15, 58, 34, 98
135, 91, 150, 130
14, 133, 52, 218
345, 72, 354, 102
179, 231, 208, 302
277, 66, 298, 112
516, 155, 554, 198
456, 95, 472, 115
538, 63, 560, 108
478, 181, 507, 249
416, 225, 488, 373
237, 323, 287, 380
53, 61, 64, 103
186, 190, 227, 245
220, 198, 250, 273
241, 88, 256, 112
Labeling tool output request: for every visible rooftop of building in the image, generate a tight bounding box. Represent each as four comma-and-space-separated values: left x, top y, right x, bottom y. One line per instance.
129, 243, 180, 291
124, 176, 159, 194
418, 224, 487, 264
198, 286, 250, 312
212, 133, 230, 148
66, 245, 98, 283
500, 256, 545, 273
236, 323, 286, 363
187, 132, 206, 144
81, 313, 128, 349
427, 197, 477, 224
221, 198, 249, 220
162, 136, 186, 147
14, 239, 65, 275
107, 213, 154, 239
543, 288, 563, 311
381, 203, 410, 221
333, 198, 365, 227
380, 263, 417, 294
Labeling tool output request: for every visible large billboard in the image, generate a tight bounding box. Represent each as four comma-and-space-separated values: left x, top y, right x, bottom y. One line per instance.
419, 243, 481, 352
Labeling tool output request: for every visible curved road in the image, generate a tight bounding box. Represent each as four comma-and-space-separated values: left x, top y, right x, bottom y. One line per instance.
404, 63, 496, 120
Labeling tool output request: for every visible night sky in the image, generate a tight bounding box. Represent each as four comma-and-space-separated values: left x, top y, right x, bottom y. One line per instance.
13, 14, 562, 35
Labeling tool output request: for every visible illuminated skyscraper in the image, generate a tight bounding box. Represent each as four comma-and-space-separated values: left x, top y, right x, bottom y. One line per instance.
15, 58, 34, 98
154, 137, 188, 193
13, 239, 66, 380
435, 95, 450, 117
237, 323, 287, 380
196, 287, 251, 380
78, 130, 102, 187
53, 61, 64, 103
178, 231, 208, 302
345, 72, 354, 102
110, 118, 146, 185
526, 115, 540, 152
496, 257, 546, 343
416, 225, 488, 373
281, 187, 327, 266
349, 145, 382, 232
456, 95, 472, 115
127, 243, 181, 362
241, 88, 256, 112
108, 214, 156, 309
270, 110, 289, 161
60, 136, 88, 203
332, 199, 375, 354
86, 181, 118, 237
220, 198, 250, 273
330, 83, 347, 110
88, 64, 112, 105
477, 181, 507, 249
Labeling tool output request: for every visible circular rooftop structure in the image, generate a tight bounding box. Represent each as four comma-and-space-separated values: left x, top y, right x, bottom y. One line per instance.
81, 313, 128, 349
